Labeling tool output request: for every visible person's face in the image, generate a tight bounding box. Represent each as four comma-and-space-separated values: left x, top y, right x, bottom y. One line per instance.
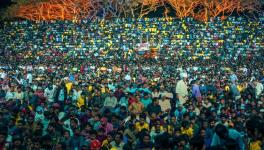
17, 88, 22, 92
48, 126, 54, 132
85, 125, 92, 131
17, 122, 23, 129
55, 144, 63, 150
90, 134, 96, 140
140, 118, 145, 124
115, 134, 121, 143
64, 131, 70, 138
175, 130, 181, 137
221, 117, 226, 123
210, 121, 215, 128
33, 142, 41, 148
8, 120, 15, 126
10, 86, 15, 91
171, 117, 176, 123
107, 134, 113, 141
143, 135, 150, 144
203, 122, 208, 129
154, 100, 159, 105
200, 129, 206, 138
14, 139, 21, 146
0, 134, 5, 144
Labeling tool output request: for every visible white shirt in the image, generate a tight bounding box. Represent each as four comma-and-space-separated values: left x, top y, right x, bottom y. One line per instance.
5, 91, 15, 100
176, 80, 188, 96
159, 99, 171, 112
26, 73, 33, 84
14, 92, 24, 100
44, 85, 57, 102
160, 91, 173, 99
125, 74, 131, 81
256, 82, 263, 97
0, 72, 7, 79
176, 80, 188, 104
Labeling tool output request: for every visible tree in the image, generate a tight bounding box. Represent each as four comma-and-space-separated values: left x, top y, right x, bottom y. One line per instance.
1, 0, 263, 21
193, 0, 264, 22
139, 0, 166, 18
167, 0, 199, 19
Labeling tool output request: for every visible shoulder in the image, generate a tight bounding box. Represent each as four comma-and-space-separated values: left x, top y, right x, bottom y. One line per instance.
229, 129, 242, 138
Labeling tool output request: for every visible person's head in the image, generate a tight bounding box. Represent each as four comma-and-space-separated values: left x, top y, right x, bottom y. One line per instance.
17, 86, 22, 93
47, 123, 55, 133
84, 123, 92, 132
181, 120, 190, 129
215, 124, 228, 139
114, 132, 123, 144
177, 135, 187, 149
144, 93, 149, 99
55, 142, 66, 150
10, 85, 15, 91
13, 136, 23, 147
200, 128, 206, 138
220, 114, 227, 123
175, 127, 181, 137
209, 119, 215, 128
0, 128, 7, 144
204, 99, 209, 104
142, 134, 151, 144
101, 117, 108, 126
245, 115, 263, 139
139, 114, 146, 124
170, 116, 176, 123
153, 98, 159, 105
97, 128, 105, 136
107, 132, 114, 142
89, 130, 97, 140
63, 130, 70, 138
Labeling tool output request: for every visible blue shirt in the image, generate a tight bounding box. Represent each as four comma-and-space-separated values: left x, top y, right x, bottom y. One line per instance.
230, 74, 238, 83
211, 128, 245, 150
141, 98, 152, 107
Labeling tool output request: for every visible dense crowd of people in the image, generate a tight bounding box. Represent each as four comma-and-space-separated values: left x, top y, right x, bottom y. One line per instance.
0, 17, 264, 150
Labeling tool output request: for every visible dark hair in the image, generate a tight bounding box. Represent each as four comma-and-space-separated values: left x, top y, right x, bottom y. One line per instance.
89, 130, 97, 135
215, 124, 228, 139
209, 145, 228, 150
245, 115, 262, 138
115, 132, 123, 139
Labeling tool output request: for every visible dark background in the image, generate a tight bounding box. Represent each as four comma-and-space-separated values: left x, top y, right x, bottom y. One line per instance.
0, 0, 12, 9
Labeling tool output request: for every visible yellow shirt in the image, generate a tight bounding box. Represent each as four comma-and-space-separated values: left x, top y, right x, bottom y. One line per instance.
181, 127, 193, 138
77, 96, 85, 108
151, 126, 164, 132
225, 85, 230, 92
101, 87, 106, 93
135, 122, 149, 132
102, 139, 109, 147
166, 125, 174, 134
66, 82, 73, 94
249, 141, 262, 150
237, 85, 245, 92
88, 85, 93, 92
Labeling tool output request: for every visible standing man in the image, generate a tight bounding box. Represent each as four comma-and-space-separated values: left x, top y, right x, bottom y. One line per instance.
176, 72, 189, 105
254, 80, 263, 99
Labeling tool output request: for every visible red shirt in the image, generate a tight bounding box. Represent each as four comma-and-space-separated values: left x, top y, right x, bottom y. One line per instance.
90, 139, 101, 150
128, 97, 136, 105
